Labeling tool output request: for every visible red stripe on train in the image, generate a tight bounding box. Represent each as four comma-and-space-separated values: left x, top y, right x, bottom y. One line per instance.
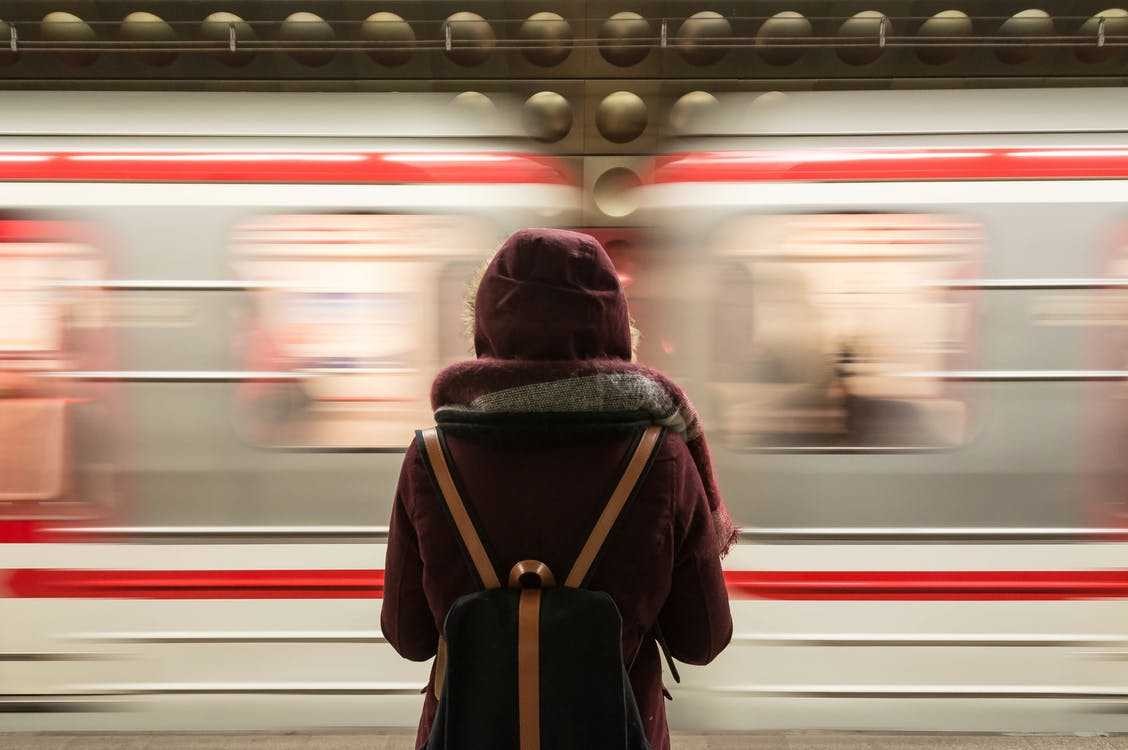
0, 219, 97, 244
0, 521, 49, 543
0, 520, 105, 543
652, 147, 1128, 184
0, 152, 571, 185
5, 569, 384, 599
5, 568, 1128, 600
725, 570, 1128, 600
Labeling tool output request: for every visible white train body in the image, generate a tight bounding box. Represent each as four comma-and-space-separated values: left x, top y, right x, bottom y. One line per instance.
5, 89, 1128, 734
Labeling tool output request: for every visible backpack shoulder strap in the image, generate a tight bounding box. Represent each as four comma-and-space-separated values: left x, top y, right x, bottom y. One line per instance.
418, 427, 501, 590
564, 425, 663, 588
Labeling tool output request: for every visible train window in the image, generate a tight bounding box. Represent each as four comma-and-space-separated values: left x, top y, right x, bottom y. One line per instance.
0, 218, 115, 517
709, 213, 979, 450
231, 213, 492, 449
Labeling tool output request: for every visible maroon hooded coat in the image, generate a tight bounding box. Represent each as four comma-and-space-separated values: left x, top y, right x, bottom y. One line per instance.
381, 229, 733, 750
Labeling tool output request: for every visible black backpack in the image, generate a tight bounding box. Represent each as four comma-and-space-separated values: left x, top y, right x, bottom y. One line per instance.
417, 424, 663, 750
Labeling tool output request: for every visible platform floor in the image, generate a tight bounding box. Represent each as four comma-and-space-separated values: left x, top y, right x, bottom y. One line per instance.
2, 734, 1127, 749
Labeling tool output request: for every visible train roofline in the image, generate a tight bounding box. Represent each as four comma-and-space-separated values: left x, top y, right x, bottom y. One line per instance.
0, 91, 526, 140
679, 88, 1128, 138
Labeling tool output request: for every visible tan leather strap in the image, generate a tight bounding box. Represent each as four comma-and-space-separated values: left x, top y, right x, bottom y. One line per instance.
517, 588, 542, 750
564, 425, 662, 588
421, 428, 501, 590
432, 637, 448, 699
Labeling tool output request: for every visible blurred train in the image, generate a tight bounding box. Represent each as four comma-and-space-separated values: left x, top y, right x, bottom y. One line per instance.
5, 88, 1128, 734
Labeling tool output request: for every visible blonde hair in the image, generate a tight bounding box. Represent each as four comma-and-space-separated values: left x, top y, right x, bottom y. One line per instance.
461, 256, 640, 361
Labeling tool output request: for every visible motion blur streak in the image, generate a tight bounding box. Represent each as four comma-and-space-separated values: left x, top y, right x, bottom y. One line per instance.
6, 569, 385, 599
7, 568, 1128, 601
0, 151, 569, 184
6, 88, 1128, 736
652, 146, 1128, 183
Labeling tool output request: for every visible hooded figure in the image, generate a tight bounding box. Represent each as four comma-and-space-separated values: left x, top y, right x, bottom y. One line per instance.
382, 228, 736, 750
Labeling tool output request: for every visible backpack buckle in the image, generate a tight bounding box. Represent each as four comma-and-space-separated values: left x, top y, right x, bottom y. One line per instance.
508, 559, 556, 589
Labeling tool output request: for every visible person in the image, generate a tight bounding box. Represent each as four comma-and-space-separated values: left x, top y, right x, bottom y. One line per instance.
381, 228, 736, 750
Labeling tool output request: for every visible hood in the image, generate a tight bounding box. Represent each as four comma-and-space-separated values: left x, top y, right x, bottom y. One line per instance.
473, 228, 632, 361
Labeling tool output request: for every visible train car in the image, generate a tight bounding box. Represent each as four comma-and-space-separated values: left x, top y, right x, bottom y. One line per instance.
643, 86, 1128, 733
0, 91, 576, 729
7, 86, 1128, 736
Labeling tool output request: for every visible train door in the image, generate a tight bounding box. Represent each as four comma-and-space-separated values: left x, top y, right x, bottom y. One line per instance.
577, 227, 709, 383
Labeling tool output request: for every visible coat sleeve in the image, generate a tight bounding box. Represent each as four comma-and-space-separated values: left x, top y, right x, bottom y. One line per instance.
655, 442, 733, 666
381, 441, 440, 662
